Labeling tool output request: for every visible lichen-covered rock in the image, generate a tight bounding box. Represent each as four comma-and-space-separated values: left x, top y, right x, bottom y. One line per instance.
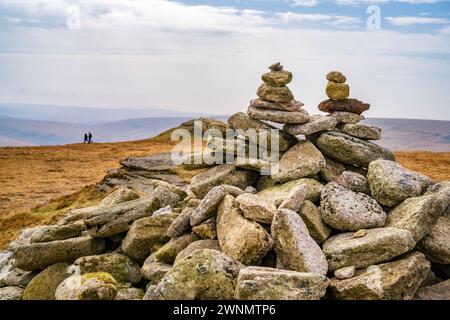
248, 106, 310, 124
235, 267, 329, 300
141, 255, 172, 284
316, 131, 395, 168
147, 249, 243, 300
74, 253, 142, 284
367, 160, 430, 207
189, 164, 258, 199
55, 272, 117, 300
329, 252, 430, 300
153, 233, 200, 264
256, 83, 294, 103
262, 70, 293, 86
320, 182, 386, 231
99, 187, 140, 207
235, 193, 277, 224
279, 184, 308, 212
12, 236, 105, 271
330, 111, 365, 124
115, 287, 145, 300
271, 209, 328, 275
23, 263, 70, 300
418, 214, 450, 264
167, 207, 193, 238
0, 286, 23, 300
190, 186, 227, 226
29, 221, 85, 243
217, 195, 274, 265
174, 240, 221, 264
386, 191, 448, 244
339, 123, 381, 140
318, 99, 370, 115
326, 71, 346, 83
336, 171, 370, 194
258, 178, 324, 206
319, 156, 346, 183
323, 227, 415, 271
272, 140, 326, 183
192, 218, 217, 239
283, 115, 337, 136
326, 81, 349, 100
121, 212, 178, 261
414, 279, 450, 300
298, 200, 331, 244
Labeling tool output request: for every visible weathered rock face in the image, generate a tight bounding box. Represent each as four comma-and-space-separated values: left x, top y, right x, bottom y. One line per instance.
272, 140, 326, 183
334, 266, 355, 280
323, 227, 415, 271
336, 171, 370, 194
318, 99, 370, 115
235, 267, 329, 300
278, 184, 308, 212
147, 249, 243, 300
367, 160, 430, 207
386, 191, 448, 244
329, 252, 430, 300
167, 207, 193, 238
192, 218, 217, 239
174, 240, 221, 264
271, 209, 328, 275
415, 279, 450, 300
99, 187, 141, 207
29, 222, 85, 243
283, 115, 337, 136
55, 272, 118, 300
190, 186, 227, 226
316, 131, 395, 168
140, 255, 172, 284
319, 156, 346, 183
339, 123, 381, 140
12, 236, 105, 271
418, 214, 450, 264
247, 106, 310, 124
115, 287, 145, 300
0, 286, 24, 300
320, 182, 386, 231
121, 212, 178, 261
23, 263, 70, 300
250, 98, 303, 112
189, 164, 258, 199
152, 233, 200, 264
258, 178, 324, 206
74, 253, 142, 284
217, 195, 274, 265
298, 200, 331, 244
256, 83, 294, 103
330, 111, 364, 124
0, 265, 36, 288
235, 193, 277, 224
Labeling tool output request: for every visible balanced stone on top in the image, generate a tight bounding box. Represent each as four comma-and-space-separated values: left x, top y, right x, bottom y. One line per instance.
269, 62, 283, 71
326, 70, 350, 100
326, 71, 347, 84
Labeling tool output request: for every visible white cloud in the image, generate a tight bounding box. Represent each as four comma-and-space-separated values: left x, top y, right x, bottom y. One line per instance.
386, 16, 450, 26
290, 0, 320, 6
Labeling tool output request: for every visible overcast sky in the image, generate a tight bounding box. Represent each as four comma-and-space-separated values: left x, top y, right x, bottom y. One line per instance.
0, 0, 449, 120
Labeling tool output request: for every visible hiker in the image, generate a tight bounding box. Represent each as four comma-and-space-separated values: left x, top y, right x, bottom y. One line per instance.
88, 132, 93, 144
84, 133, 88, 144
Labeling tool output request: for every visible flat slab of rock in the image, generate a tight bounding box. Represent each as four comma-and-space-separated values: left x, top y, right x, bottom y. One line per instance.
258, 178, 324, 206
320, 182, 386, 231
250, 98, 303, 112
283, 115, 337, 136
236, 193, 277, 224
323, 227, 415, 271
29, 222, 85, 243
190, 186, 228, 226
147, 249, 243, 300
339, 123, 381, 140
217, 195, 274, 265
121, 212, 178, 261
235, 266, 329, 300
415, 279, 450, 300
318, 98, 370, 115
329, 252, 430, 300
316, 131, 395, 168
248, 106, 310, 124
12, 236, 105, 271
271, 209, 328, 275
272, 140, 325, 183
329, 111, 364, 124
386, 191, 448, 244
418, 214, 450, 264
367, 160, 430, 207
298, 200, 331, 244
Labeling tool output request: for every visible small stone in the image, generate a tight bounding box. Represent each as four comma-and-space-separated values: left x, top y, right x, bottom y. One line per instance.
298, 200, 331, 244
99, 187, 141, 207
320, 182, 386, 231
236, 193, 277, 224
326, 71, 347, 83
115, 287, 144, 300
257, 83, 294, 103
55, 272, 117, 300
283, 115, 337, 136
0, 286, 23, 300
319, 157, 346, 183
235, 266, 329, 300
23, 263, 70, 300
29, 221, 85, 243
153, 233, 200, 264
262, 70, 293, 86
318, 99, 370, 115
353, 229, 367, 238
367, 160, 430, 207
245, 186, 257, 194
166, 207, 193, 238
336, 171, 370, 194
190, 186, 228, 226
271, 209, 328, 275
272, 140, 326, 183
326, 81, 349, 100
250, 98, 304, 112
192, 217, 217, 239
0, 267, 36, 288
174, 240, 221, 264
339, 123, 381, 140
334, 266, 355, 280
323, 227, 415, 271
140, 255, 172, 284
330, 111, 365, 124
247, 106, 310, 124
269, 62, 283, 71
153, 186, 181, 208
278, 184, 308, 212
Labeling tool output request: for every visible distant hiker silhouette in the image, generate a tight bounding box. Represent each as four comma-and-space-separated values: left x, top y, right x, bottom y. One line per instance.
84, 133, 88, 144
88, 132, 93, 144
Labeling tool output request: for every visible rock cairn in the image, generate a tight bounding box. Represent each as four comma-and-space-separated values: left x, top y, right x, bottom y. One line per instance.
0, 64, 449, 301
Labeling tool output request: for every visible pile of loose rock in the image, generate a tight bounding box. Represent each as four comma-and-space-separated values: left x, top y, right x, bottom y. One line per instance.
0, 64, 449, 300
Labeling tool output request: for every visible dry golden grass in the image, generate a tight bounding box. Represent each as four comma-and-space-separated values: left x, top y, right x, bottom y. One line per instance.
0, 137, 448, 250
